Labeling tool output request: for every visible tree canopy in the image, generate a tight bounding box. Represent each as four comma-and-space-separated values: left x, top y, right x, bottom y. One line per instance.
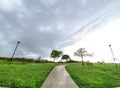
61, 54, 71, 61
50, 50, 63, 62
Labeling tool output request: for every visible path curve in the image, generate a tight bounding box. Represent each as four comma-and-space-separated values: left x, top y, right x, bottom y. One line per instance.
41, 65, 79, 88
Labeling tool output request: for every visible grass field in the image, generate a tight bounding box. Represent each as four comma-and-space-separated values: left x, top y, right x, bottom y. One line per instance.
66, 63, 120, 88
0, 60, 56, 88
1, 59, 120, 88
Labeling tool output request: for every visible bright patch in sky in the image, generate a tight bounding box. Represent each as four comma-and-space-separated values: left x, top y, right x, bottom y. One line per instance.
0, 0, 23, 11
64, 20, 120, 62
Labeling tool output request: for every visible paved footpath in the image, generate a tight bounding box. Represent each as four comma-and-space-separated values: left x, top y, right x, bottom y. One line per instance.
41, 65, 79, 88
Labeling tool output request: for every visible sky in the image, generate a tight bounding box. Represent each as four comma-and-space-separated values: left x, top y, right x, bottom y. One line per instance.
0, 0, 120, 62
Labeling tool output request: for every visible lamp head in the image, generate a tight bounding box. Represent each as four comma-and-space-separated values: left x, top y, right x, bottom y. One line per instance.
17, 41, 20, 44
109, 44, 111, 47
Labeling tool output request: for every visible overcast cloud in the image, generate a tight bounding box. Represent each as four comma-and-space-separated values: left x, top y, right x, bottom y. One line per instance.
0, 0, 120, 60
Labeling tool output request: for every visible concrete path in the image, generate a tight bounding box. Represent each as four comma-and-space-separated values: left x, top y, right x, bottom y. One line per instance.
41, 65, 79, 88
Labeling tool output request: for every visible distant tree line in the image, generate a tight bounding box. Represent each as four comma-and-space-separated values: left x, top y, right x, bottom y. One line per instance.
0, 48, 93, 64
0, 57, 52, 63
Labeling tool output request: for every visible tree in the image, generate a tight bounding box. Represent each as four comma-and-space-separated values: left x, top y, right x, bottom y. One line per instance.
34, 56, 41, 63
61, 54, 71, 62
74, 48, 92, 65
50, 50, 63, 62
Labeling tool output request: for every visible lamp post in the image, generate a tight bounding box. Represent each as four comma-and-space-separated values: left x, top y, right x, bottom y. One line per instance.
9, 41, 20, 65
108, 44, 117, 67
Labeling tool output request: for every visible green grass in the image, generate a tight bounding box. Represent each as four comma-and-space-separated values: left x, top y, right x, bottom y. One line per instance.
0, 60, 56, 88
66, 63, 120, 88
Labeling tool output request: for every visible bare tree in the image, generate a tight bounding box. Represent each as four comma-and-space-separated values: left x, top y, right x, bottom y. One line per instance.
74, 48, 92, 65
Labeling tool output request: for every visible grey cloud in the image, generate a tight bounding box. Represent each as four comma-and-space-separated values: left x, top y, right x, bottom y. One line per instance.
0, 0, 119, 58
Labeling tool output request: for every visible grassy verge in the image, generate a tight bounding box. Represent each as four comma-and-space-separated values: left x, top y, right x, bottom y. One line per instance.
66, 63, 120, 88
0, 60, 56, 88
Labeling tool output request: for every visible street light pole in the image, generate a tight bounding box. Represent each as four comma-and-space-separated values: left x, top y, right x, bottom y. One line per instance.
108, 44, 117, 67
9, 41, 20, 65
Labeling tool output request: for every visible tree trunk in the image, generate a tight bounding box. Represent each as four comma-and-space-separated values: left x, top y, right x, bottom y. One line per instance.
81, 56, 84, 65
54, 58, 55, 62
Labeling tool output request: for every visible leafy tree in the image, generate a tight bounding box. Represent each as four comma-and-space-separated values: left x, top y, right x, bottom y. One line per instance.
74, 48, 92, 65
50, 50, 63, 62
61, 54, 71, 62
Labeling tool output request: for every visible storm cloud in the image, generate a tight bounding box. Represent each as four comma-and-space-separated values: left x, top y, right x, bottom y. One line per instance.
0, 0, 120, 59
